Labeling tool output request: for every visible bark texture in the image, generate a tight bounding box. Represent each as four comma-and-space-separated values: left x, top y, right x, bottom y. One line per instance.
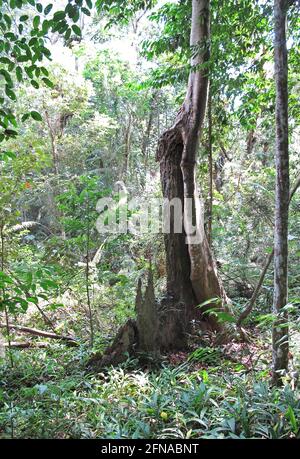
122, 112, 132, 178
207, 90, 213, 247
89, 0, 232, 369
0, 323, 77, 346
272, 0, 289, 386
156, 0, 228, 334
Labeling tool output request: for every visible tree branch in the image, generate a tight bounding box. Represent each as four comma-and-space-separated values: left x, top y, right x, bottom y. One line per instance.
0, 323, 78, 346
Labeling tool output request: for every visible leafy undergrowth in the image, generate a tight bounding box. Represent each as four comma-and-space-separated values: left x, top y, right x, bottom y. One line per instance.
0, 338, 299, 439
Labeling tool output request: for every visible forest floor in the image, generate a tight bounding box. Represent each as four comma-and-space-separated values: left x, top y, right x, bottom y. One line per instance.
0, 327, 299, 439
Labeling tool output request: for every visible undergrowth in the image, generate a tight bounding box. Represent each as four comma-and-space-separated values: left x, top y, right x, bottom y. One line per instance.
0, 343, 299, 439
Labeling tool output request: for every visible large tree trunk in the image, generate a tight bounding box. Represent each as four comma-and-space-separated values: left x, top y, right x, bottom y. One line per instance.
272, 0, 289, 386
89, 0, 231, 369
156, 0, 228, 333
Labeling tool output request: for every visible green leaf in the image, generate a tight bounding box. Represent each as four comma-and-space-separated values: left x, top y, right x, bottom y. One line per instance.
31, 80, 39, 89
286, 406, 298, 433
33, 15, 40, 29
65, 28, 72, 40
27, 296, 39, 305
21, 113, 31, 122
72, 24, 81, 36
197, 297, 221, 308
0, 271, 14, 284
37, 293, 49, 300
4, 129, 18, 136
13, 297, 29, 311
30, 111, 42, 121
66, 3, 78, 19
48, 302, 64, 310
19, 15, 29, 22
16, 66, 23, 82
44, 4, 53, 15
40, 67, 49, 76
41, 46, 51, 58
53, 11, 66, 21
0, 56, 13, 65
1, 151, 17, 160
40, 279, 58, 290
5, 86, 16, 100
214, 312, 236, 324
81, 7, 91, 16
0, 69, 13, 85
17, 55, 29, 63
42, 19, 50, 34
42, 77, 54, 88
5, 112, 17, 127
3, 14, 12, 28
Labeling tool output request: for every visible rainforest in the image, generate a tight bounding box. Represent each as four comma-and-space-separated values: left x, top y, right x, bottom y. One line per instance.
0, 0, 299, 441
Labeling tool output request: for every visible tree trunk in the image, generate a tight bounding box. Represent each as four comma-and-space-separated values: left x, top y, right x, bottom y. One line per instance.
44, 109, 59, 175
207, 89, 213, 247
0, 323, 77, 346
272, 0, 290, 386
89, 0, 231, 369
246, 129, 256, 157
142, 91, 157, 165
122, 112, 132, 178
156, 0, 228, 335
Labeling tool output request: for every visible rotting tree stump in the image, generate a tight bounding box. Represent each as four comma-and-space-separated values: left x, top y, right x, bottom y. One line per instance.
87, 270, 236, 370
